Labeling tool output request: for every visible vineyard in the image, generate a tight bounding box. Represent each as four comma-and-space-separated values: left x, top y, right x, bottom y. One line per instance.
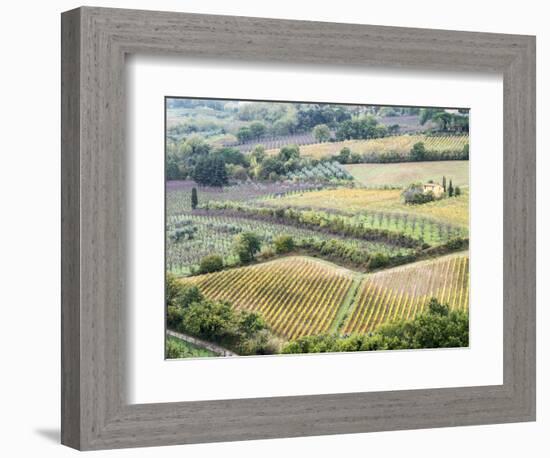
165, 99, 470, 357
268, 134, 469, 159
166, 211, 414, 275
180, 253, 469, 341
377, 114, 433, 133
181, 257, 356, 340
342, 253, 469, 334
261, 187, 469, 236
167, 180, 319, 215
261, 188, 470, 229
224, 132, 320, 153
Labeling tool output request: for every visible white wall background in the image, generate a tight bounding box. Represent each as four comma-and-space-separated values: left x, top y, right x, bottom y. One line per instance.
0, 0, 546, 456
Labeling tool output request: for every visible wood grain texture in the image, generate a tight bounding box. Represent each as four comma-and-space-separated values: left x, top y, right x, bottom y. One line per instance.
60, 7, 81, 449
61, 6, 536, 450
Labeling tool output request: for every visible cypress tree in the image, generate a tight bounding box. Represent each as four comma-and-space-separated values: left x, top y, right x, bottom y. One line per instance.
448, 179, 454, 197
442, 176, 447, 192
191, 187, 198, 209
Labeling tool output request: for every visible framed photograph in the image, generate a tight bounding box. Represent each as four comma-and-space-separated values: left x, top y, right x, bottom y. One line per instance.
163, 96, 471, 360
61, 6, 536, 450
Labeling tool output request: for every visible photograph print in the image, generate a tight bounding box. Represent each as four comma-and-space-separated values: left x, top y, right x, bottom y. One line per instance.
165, 98, 470, 359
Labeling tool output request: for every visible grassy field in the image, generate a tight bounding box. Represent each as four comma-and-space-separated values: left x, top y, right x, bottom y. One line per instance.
266, 135, 468, 159
181, 256, 356, 340
342, 253, 469, 334
345, 160, 469, 187
166, 335, 218, 358
262, 187, 469, 228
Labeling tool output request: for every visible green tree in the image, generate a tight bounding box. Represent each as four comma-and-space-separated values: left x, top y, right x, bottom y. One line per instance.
454, 186, 461, 196
236, 126, 252, 143
213, 147, 249, 167
258, 157, 285, 180
419, 108, 440, 125
251, 145, 266, 163
227, 164, 249, 181
166, 155, 184, 180
178, 135, 211, 163
272, 115, 298, 136
166, 275, 204, 330
249, 121, 266, 139
432, 111, 453, 131
182, 299, 235, 341
442, 176, 447, 192
273, 234, 295, 254
448, 179, 454, 197
233, 232, 262, 263
192, 155, 228, 187
236, 310, 266, 339
312, 123, 331, 142
214, 157, 228, 186
191, 187, 198, 209
198, 254, 224, 274
337, 147, 351, 164
166, 273, 203, 309
410, 142, 427, 161
369, 252, 390, 269
278, 144, 300, 162
335, 115, 379, 140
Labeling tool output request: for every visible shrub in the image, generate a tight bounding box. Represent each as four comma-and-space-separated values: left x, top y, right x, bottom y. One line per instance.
166, 305, 185, 329
369, 252, 390, 269
166, 274, 203, 309
410, 142, 427, 161
273, 234, 295, 254
239, 329, 283, 355
165, 337, 187, 359
233, 232, 262, 264
312, 124, 331, 142
278, 144, 300, 161
180, 299, 235, 341
191, 155, 228, 187
444, 237, 468, 250
337, 147, 351, 164
402, 184, 435, 205
168, 286, 280, 356
198, 254, 224, 274
282, 298, 468, 353
259, 245, 276, 259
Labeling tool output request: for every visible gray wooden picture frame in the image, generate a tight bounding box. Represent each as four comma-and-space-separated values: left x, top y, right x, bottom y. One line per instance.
61, 6, 536, 451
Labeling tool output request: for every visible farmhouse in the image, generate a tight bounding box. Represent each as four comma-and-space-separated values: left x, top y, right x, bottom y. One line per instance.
423, 182, 445, 197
